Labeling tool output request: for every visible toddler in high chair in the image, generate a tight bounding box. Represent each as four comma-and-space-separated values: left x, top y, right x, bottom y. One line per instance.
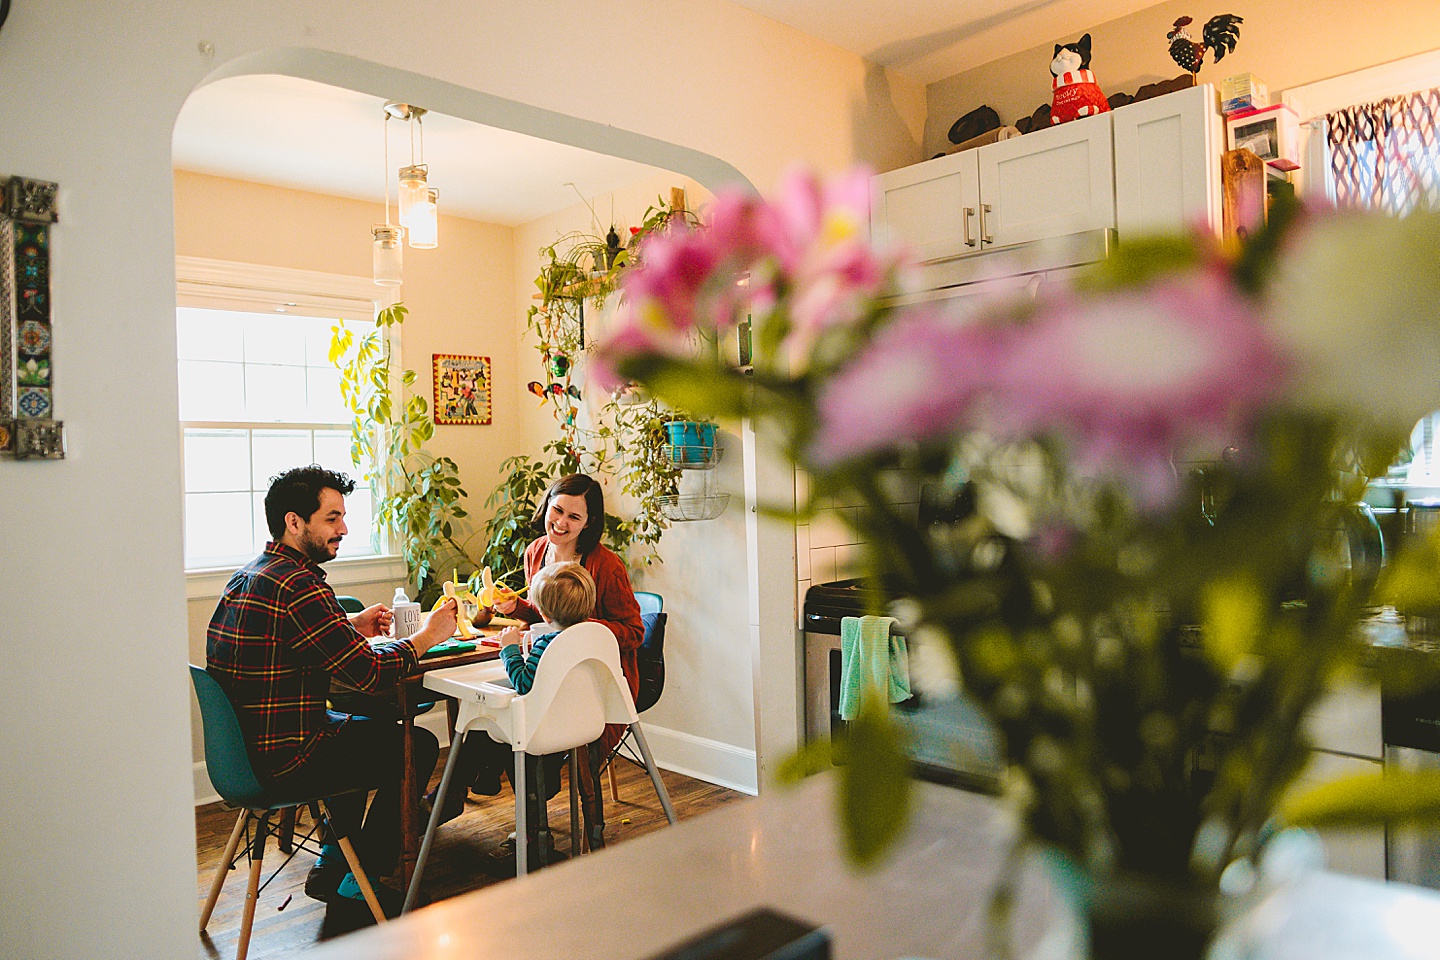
495, 560, 595, 694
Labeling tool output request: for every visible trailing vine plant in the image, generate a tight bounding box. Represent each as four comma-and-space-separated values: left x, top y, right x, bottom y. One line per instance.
480, 192, 708, 574
330, 302, 471, 594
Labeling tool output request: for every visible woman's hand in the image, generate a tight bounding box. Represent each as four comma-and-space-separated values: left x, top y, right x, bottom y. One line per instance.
495, 595, 518, 615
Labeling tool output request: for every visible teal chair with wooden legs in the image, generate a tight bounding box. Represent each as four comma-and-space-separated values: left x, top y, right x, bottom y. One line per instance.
191, 665, 387, 960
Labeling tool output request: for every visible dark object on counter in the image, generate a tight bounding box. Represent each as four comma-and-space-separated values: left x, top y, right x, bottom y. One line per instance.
1015, 103, 1052, 134
643, 907, 830, 960
1384, 686, 1440, 753
948, 104, 1001, 144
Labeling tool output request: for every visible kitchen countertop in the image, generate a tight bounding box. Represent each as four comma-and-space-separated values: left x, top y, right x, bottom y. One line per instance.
306, 772, 1440, 960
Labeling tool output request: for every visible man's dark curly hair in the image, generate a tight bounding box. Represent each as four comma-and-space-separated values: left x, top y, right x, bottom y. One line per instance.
264, 465, 356, 539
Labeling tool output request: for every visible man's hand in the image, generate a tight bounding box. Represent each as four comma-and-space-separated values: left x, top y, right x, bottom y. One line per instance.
409, 597, 459, 655
494, 592, 519, 615
349, 603, 394, 639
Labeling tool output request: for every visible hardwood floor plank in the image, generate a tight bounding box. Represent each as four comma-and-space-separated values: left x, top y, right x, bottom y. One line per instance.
193, 749, 746, 959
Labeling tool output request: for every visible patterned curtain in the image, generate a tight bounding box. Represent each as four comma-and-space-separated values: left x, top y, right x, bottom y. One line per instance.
1327, 87, 1440, 215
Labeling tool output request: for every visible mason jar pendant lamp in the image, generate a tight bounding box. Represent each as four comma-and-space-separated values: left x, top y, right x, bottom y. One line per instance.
372, 100, 440, 284
387, 101, 439, 250
372, 224, 403, 286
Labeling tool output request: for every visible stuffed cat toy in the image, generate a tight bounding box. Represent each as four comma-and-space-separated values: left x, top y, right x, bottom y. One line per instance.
1050, 34, 1110, 125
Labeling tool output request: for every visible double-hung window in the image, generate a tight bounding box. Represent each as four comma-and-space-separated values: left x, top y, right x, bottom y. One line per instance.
176, 258, 390, 571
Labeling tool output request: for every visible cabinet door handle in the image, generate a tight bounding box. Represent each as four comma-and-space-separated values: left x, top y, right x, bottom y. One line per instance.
980, 204, 994, 245
963, 207, 976, 247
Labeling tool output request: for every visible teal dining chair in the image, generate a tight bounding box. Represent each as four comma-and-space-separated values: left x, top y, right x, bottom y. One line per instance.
191, 665, 387, 960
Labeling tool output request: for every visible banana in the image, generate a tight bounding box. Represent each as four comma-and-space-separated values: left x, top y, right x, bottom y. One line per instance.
432, 579, 480, 638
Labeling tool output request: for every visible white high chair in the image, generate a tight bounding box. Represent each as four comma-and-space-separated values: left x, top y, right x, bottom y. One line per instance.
403, 621, 677, 911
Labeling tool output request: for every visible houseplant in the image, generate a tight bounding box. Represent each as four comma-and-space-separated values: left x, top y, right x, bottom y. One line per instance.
479, 194, 701, 573
596, 168, 1440, 957
330, 301, 472, 599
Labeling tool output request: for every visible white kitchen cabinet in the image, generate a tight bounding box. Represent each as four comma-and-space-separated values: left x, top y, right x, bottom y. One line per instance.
872, 111, 1115, 266
976, 111, 1115, 248
1111, 83, 1224, 238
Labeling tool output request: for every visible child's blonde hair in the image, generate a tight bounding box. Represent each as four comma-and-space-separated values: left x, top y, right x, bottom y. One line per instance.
530, 561, 595, 629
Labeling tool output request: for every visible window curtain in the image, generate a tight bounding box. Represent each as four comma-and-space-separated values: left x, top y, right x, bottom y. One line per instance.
1327, 86, 1440, 215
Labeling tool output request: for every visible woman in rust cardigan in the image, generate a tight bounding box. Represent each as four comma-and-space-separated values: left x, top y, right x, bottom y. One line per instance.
433, 473, 642, 854
496, 473, 644, 703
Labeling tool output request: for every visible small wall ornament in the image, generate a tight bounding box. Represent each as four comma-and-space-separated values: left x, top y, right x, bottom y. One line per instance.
432, 354, 492, 425
2, 174, 64, 459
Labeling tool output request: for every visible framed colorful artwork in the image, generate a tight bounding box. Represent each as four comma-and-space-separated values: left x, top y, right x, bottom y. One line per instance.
433, 354, 492, 425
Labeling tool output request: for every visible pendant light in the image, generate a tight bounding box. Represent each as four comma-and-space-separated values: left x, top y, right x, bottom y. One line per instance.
387, 101, 439, 249
372, 104, 403, 285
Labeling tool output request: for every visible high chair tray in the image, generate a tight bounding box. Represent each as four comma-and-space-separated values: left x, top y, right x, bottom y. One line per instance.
422, 660, 514, 705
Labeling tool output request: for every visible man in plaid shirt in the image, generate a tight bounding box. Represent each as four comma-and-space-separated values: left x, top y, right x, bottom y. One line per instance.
207, 465, 457, 909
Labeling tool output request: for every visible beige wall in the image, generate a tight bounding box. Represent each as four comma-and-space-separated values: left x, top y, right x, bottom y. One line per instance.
925, 0, 1440, 157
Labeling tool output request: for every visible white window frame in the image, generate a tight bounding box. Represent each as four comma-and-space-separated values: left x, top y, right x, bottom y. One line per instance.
1284, 49, 1440, 203
1284, 54, 1440, 493
177, 256, 407, 597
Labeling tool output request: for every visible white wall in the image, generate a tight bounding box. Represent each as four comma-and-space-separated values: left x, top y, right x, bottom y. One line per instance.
512, 173, 760, 792
0, 3, 925, 957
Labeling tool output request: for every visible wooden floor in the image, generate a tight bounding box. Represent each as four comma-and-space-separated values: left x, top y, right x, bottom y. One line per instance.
194, 749, 745, 959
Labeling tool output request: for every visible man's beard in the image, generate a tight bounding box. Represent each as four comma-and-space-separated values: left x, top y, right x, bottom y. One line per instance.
298, 528, 339, 563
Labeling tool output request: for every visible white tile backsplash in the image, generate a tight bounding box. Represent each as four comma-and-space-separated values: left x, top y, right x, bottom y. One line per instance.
809, 546, 837, 585
809, 507, 857, 549
835, 543, 865, 580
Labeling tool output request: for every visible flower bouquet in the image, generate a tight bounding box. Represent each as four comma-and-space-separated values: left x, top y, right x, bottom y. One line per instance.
597, 168, 1440, 958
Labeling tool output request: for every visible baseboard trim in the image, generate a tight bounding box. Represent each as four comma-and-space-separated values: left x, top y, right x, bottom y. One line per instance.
637, 724, 758, 795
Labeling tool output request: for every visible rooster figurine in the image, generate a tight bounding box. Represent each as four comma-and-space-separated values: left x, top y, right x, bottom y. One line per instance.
1167, 14, 1242, 77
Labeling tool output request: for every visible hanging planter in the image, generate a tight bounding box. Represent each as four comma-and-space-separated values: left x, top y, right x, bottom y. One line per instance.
663, 420, 719, 468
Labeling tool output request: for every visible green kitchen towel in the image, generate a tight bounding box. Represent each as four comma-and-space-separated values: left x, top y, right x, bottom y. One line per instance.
838, 615, 911, 721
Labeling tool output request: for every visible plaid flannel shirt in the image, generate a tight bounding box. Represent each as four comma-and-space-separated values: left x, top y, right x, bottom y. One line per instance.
206, 541, 419, 780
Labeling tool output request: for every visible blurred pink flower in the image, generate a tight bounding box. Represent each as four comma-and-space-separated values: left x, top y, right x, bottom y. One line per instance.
809, 304, 999, 466
994, 270, 1286, 505
605, 167, 909, 378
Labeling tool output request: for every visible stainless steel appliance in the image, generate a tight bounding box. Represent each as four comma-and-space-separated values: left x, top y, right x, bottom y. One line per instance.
802, 578, 1001, 791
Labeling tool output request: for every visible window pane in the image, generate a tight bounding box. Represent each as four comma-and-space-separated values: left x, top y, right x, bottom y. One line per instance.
184, 428, 250, 492
253, 492, 272, 552
251, 429, 315, 489
313, 429, 360, 479
243, 313, 306, 366
245, 364, 308, 422
338, 489, 377, 558
178, 360, 246, 421
177, 307, 244, 361
301, 316, 367, 368
307, 366, 348, 424
186, 491, 255, 568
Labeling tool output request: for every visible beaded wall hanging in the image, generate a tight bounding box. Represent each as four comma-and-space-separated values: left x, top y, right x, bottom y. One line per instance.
1, 175, 63, 459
